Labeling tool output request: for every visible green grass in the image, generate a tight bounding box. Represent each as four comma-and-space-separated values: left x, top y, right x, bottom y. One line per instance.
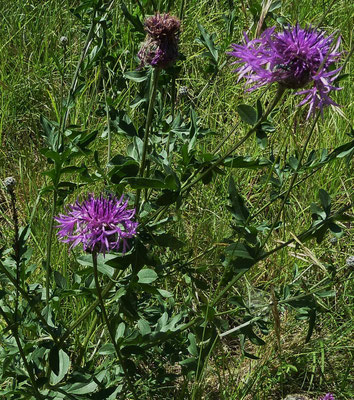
0, 0, 353, 399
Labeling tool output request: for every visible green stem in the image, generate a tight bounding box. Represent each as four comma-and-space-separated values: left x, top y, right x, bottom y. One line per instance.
135, 0, 145, 16
59, 269, 121, 346
61, 12, 96, 138
92, 252, 138, 399
45, 189, 57, 309
0, 261, 60, 346
211, 270, 246, 307
166, 73, 177, 157
135, 67, 161, 212
59, 3, 115, 153
8, 189, 20, 325
213, 84, 271, 155
0, 307, 44, 399
75, 314, 98, 367
256, 203, 352, 265
251, 166, 318, 220
179, 0, 185, 20
212, 201, 350, 311
101, 61, 112, 166
261, 111, 321, 248
44, 189, 58, 382
194, 61, 227, 109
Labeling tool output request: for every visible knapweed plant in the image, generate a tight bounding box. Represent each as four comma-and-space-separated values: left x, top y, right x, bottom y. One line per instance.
0, 1, 352, 399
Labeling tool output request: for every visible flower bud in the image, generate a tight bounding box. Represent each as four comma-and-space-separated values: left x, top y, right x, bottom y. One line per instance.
346, 256, 354, 268
60, 36, 68, 47
4, 176, 16, 193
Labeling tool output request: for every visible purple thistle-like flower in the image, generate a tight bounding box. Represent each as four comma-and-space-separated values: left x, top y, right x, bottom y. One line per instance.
138, 13, 180, 69
55, 194, 138, 255
228, 24, 342, 118
319, 394, 335, 400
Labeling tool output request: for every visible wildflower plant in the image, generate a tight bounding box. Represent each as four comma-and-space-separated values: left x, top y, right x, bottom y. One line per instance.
0, 1, 352, 400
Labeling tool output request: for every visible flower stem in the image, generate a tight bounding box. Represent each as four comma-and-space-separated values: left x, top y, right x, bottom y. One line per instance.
213, 84, 271, 155
8, 186, 20, 326
75, 314, 98, 367
59, 269, 122, 346
260, 111, 321, 248
179, 0, 185, 20
92, 252, 138, 399
0, 307, 44, 399
135, 67, 160, 212
45, 189, 57, 309
101, 61, 112, 166
0, 261, 59, 346
60, 12, 96, 140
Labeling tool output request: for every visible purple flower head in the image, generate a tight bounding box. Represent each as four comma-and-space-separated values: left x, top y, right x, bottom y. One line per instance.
319, 394, 335, 400
55, 194, 138, 255
138, 13, 180, 69
228, 24, 342, 118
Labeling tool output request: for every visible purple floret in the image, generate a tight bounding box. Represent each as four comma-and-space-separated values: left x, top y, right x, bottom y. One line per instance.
55, 194, 138, 255
228, 24, 342, 118
319, 394, 335, 400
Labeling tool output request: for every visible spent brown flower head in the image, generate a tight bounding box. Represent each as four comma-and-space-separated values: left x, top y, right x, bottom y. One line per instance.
144, 13, 180, 39
138, 13, 181, 69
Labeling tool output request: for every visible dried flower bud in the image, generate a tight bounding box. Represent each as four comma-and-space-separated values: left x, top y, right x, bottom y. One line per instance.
4, 176, 16, 193
60, 36, 68, 47
346, 256, 354, 267
144, 13, 180, 39
178, 86, 189, 97
138, 13, 180, 69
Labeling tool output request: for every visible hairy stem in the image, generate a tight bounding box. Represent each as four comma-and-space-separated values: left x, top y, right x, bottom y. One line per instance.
92, 252, 138, 399
59, 269, 121, 346
135, 67, 160, 212
260, 111, 321, 248
101, 61, 112, 166
0, 307, 44, 399
0, 261, 60, 346
45, 190, 57, 309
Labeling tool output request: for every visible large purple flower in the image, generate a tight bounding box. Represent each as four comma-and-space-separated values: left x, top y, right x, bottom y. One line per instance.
55, 194, 138, 255
138, 13, 180, 69
228, 24, 342, 117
